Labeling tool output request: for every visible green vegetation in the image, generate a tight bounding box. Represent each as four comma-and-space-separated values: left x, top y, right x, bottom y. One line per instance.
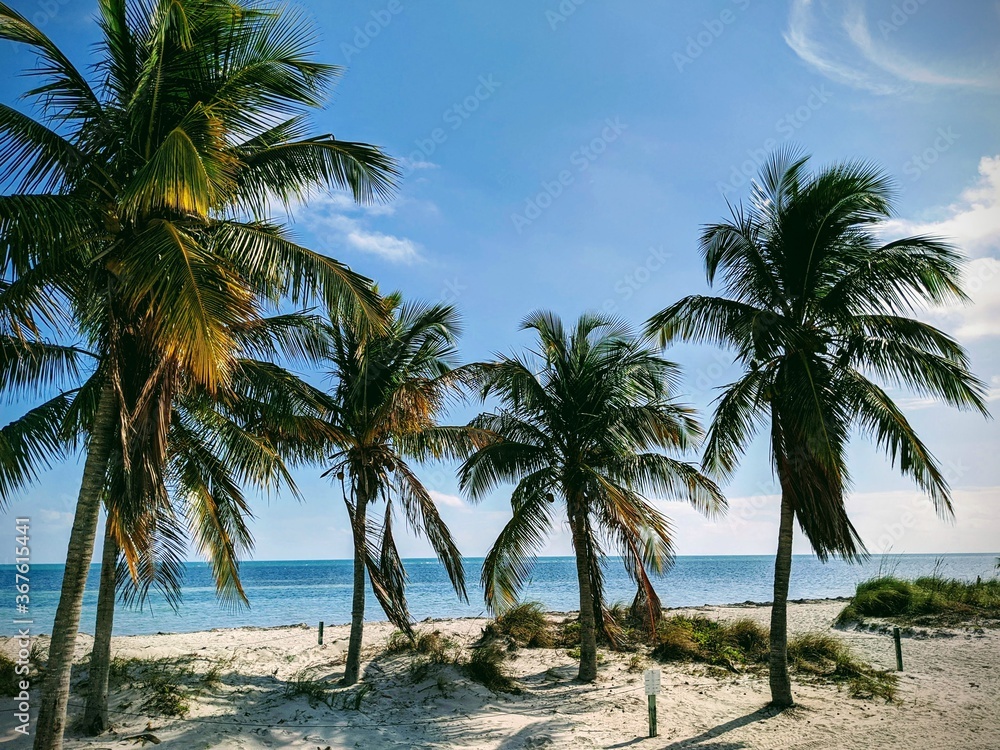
465, 641, 519, 694
837, 575, 1000, 627
0, 653, 19, 697
788, 633, 897, 702
482, 603, 554, 648
652, 616, 769, 670
650, 618, 896, 702
284, 669, 333, 708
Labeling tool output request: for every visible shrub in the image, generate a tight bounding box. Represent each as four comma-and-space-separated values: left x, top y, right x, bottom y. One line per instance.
465, 642, 519, 694
484, 603, 554, 648
837, 574, 1000, 627
652, 616, 769, 670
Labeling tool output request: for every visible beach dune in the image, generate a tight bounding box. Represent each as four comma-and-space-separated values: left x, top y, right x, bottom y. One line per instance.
3, 600, 997, 749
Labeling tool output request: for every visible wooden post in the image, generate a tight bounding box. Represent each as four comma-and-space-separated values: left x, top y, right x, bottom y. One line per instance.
647, 694, 657, 738
893, 626, 903, 671
643, 668, 660, 738
318, 621, 324, 646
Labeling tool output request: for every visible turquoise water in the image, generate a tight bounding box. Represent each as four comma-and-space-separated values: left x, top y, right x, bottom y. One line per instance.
4, 553, 997, 636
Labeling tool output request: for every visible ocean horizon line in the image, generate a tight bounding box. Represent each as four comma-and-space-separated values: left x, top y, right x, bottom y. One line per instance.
7, 550, 998, 568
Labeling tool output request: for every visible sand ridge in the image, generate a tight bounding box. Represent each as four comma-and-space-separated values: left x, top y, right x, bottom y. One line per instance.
3, 600, 997, 749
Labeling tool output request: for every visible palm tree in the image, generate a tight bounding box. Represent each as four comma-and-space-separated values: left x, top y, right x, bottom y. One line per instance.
81, 313, 337, 733
0, 2, 396, 746
319, 294, 488, 685
645, 149, 990, 707
459, 312, 726, 682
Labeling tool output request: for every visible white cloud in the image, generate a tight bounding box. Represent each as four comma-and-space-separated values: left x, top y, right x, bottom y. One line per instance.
784, 0, 998, 96
298, 192, 422, 265
883, 155, 1000, 258
880, 156, 1000, 339
429, 490, 467, 509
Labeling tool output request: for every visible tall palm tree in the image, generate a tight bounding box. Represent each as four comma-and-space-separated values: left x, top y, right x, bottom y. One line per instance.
459, 312, 726, 682
0, 2, 396, 746
81, 313, 337, 734
320, 294, 488, 686
645, 150, 990, 707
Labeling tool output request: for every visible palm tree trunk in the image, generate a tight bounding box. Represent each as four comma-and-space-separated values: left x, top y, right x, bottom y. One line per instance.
568, 504, 598, 682
34, 382, 117, 750
343, 486, 368, 686
83, 520, 118, 735
768, 487, 795, 708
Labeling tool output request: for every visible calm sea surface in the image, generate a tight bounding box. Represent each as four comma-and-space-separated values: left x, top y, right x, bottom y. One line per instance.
4, 554, 997, 636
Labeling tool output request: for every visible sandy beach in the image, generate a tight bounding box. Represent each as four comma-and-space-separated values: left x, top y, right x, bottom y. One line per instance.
3, 599, 997, 750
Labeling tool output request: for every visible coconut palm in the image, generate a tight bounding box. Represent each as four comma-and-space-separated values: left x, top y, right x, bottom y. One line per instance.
645, 150, 990, 707
458, 312, 726, 682
81, 313, 337, 733
319, 294, 488, 685
0, 2, 396, 746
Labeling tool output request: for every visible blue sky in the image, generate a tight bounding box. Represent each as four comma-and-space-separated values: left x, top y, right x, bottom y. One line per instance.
2, 0, 998, 563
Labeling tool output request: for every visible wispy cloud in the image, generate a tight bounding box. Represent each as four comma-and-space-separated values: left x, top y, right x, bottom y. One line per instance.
298, 192, 423, 265
430, 490, 467, 510
784, 0, 998, 96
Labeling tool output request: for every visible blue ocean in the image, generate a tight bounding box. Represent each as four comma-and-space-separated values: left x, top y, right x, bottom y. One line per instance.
5, 554, 997, 637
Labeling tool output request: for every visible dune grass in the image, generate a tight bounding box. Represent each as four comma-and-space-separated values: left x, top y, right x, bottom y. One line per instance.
650, 616, 897, 702
836, 575, 1000, 627
483, 602, 554, 648
465, 641, 520, 694
651, 616, 769, 670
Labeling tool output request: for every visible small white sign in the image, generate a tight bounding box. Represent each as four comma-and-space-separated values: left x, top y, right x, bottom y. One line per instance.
643, 667, 661, 695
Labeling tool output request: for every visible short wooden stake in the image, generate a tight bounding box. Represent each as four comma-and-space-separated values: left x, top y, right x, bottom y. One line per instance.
893, 626, 903, 671
318, 621, 324, 646
647, 694, 657, 738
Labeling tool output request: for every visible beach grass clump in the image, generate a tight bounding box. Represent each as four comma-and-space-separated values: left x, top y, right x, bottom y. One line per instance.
837, 575, 1000, 627
788, 632, 898, 702
386, 629, 456, 663
465, 641, 519, 694
139, 665, 192, 718
484, 602, 554, 648
652, 616, 769, 670
284, 669, 332, 707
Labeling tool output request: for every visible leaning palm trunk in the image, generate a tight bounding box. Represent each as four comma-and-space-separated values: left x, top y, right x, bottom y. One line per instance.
343, 488, 369, 686
569, 505, 598, 682
82, 522, 118, 735
768, 487, 795, 707
35, 385, 116, 750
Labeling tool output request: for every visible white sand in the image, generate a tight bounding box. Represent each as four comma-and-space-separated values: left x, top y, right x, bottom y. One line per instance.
3, 600, 998, 749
